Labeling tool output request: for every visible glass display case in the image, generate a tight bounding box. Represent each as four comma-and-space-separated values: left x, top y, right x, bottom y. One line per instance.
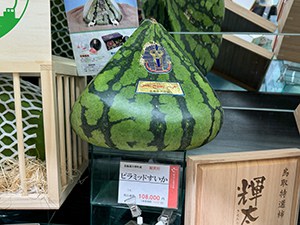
90, 146, 186, 225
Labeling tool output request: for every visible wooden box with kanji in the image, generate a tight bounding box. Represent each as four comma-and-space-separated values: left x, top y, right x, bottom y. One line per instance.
185, 148, 300, 225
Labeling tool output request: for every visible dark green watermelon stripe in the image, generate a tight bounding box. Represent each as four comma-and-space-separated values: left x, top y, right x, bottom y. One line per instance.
156, 24, 223, 148
154, 24, 199, 149
82, 83, 138, 149
80, 85, 116, 148
71, 19, 224, 151
174, 0, 224, 30
200, 106, 223, 146
189, 74, 223, 145
142, 0, 224, 75
188, 69, 223, 145
143, 0, 171, 31
180, 34, 221, 72
205, 105, 223, 143
155, 24, 206, 149
156, 95, 183, 151
168, 0, 222, 32
176, 30, 221, 63
143, 0, 158, 17
92, 22, 151, 91
147, 95, 168, 150
178, 102, 196, 150
100, 25, 151, 73
80, 21, 159, 149
166, 1, 223, 46
166, 0, 222, 73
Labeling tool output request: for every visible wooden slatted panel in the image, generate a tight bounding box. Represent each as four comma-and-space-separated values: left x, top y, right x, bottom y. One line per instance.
40, 66, 61, 203
64, 76, 73, 179
70, 77, 78, 171
12, 73, 28, 196
57, 75, 67, 186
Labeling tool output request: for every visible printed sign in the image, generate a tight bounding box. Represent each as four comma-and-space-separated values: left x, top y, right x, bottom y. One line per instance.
118, 161, 180, 209
64, 0, 139, 76
136, 81, 184, 96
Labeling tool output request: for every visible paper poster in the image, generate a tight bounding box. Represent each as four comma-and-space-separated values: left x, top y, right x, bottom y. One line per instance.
64, 0, 139, 76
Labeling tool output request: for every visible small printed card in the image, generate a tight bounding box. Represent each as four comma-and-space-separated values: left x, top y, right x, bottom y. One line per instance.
118, 161, 180, 209
136, 81, 184, 96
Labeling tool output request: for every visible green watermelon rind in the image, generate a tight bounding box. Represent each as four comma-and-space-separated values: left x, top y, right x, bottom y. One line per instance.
143, 0, 225, 75
71, 20, 223, 151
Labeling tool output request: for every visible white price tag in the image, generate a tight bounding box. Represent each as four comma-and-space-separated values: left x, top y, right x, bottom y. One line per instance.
118, 161, 180, 209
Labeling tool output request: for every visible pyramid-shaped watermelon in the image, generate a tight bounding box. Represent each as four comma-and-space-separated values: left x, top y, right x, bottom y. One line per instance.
71, 19, 223, 151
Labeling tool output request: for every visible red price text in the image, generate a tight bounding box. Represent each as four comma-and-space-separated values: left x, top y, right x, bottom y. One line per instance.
139, 194, 161, 201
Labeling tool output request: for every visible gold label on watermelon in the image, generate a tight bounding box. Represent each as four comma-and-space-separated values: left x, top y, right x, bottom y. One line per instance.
136, 81, 184, 95
141, 43, 172, 74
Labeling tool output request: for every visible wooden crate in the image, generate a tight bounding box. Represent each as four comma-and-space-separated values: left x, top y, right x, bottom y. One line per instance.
212, 35, 274, 91
277, 0, 299, 33
185, 148, 300, 225
223, 0, 277, 32
273, 0, 300, 63
0, 57, 88, 209
0, 0, 89, 209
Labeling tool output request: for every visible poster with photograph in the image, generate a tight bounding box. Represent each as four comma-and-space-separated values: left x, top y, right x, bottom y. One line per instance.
64, 0, 139, 76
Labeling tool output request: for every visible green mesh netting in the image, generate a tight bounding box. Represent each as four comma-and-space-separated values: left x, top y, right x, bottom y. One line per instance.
0, 75, 44, 163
